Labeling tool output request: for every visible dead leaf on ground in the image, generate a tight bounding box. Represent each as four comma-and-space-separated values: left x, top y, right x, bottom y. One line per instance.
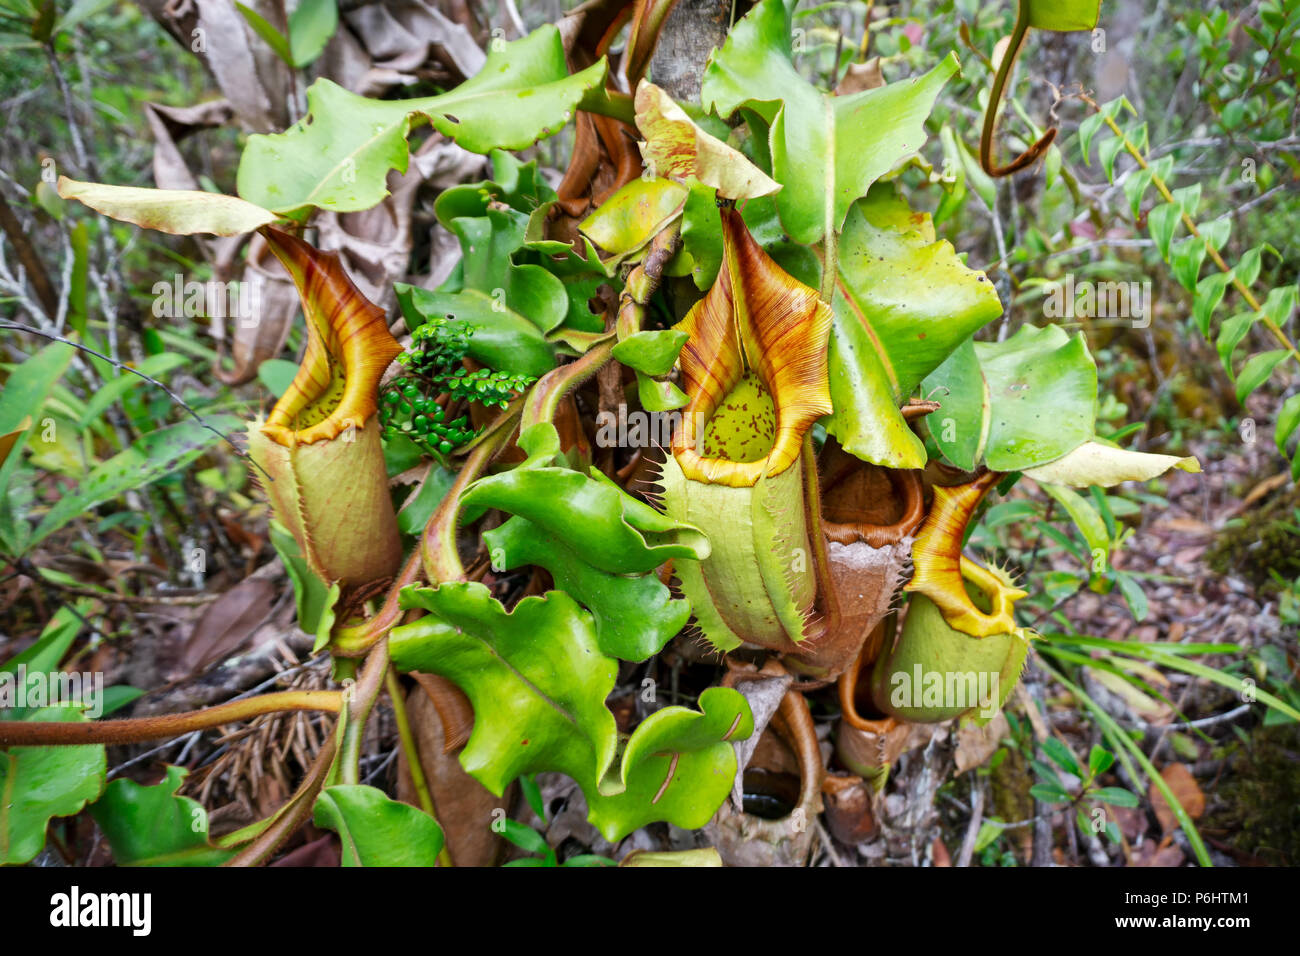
1131, 835, 1185, 867
1150, 762, 1205, 833
954, 712, 1010, 774
272, 833, 341, 867
396, 682, 509, 867
177, 570, 278, 676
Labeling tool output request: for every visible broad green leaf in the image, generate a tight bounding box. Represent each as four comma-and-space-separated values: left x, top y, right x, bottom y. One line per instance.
460, 458, 709, 575
579, 177, 687, 257
1216, 310, 1257, 374
676, 179, 724, 289
1114, 571, 1149, 621
314, 784, 445, 866
1171, 236, 1206, 291
1042, 736, 1081, 777
1030, 783, 1071, 804
1122, 168, 1153, 218
0, 707, 106, 865
483, 516, 690, 662
1276, 392, 1300, 457
1077, 111, 1106, 165
434, 150, 610, 334
825, 189, 1002, 468
57, 177, 277, 236
1260, 284, 1298, 328
238, 26, 606, 218
1192, 272, 1232, 335
1, 603, 88, 721
395, 285, 557, 377
90, 766, 233, 865
500, 819, 552, 857
924, 324, 1097, 472
287, 0, 337, 67
1040, 482, 1109, 569
28, 413, 245, 550
701, 0, 957, 245
1024, 0, 1101, 31
636, 374, 689, 411
1200, 217, 1231, 251
611, 330, 687, 376
1172, 184, 1202, 219
444, 206, 568, 333
268, 519, 337, 642
1022, 440, 1200, 487
1099, 135, 1124, 184
1233, 244, 1267, 288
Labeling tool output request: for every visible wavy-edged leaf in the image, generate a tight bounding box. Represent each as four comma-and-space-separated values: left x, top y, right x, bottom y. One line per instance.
0, 706, 106, 865
826, 188, 1002, 468
314, 784, 444, 866
90, 766, 233, 866
237, 26, 607, 218
391, 584, 752, 841
483, 515, 689, 662
57, 177, 277, 236
393, 583, 620, 796
444, 206, 568, 334
584, 687, 752, 839
461, 450, 709, 575
700, 0, 957, 245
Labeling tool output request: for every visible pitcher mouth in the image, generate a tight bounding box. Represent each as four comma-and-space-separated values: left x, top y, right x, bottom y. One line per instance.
258, 227, 402, 447
670, 206, 831, 488
905, 471, 1028, 637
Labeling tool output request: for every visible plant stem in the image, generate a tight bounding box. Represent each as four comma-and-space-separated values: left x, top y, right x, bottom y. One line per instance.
421, 408, 520, 582
386, 669, 453, 867
0, 691, 342, 746
334, 640, 389, 786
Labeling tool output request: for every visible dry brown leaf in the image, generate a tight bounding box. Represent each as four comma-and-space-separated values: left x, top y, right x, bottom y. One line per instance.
271, 833, 341, 867
954, 712, 1010, 774
1131, 835, 1185, 867
1150, 763, 1205, 833
835, 58, 884, 95
178, 572, 278, 676
396, 683, 509, 868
